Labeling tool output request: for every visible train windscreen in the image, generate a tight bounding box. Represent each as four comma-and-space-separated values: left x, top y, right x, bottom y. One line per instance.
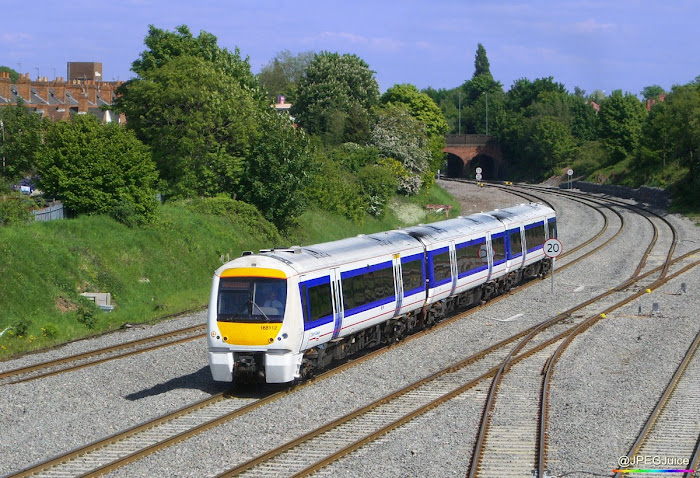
217, 277, 286, 323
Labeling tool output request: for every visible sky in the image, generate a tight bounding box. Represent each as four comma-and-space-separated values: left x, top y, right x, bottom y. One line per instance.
1, 0, 698, 98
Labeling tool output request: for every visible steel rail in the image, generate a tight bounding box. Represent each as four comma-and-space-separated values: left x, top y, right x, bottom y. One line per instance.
612, 324, 700, 478
466, 182, 683, 477
523, 183, 678, 278
466, 188, 654, 478
539, 257, 699, 478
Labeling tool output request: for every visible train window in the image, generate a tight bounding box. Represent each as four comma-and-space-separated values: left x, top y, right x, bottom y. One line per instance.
431, 248, 451, 285
401, 257, 424, 295
217, 277, 286, 323
524, 222, 546, 252
548, 218, 557, 239
342, 262, 395, 313
491, 235, 506, 264
508, 228, 523, 259
456, 239, 487, 277
306, 280, 333, 323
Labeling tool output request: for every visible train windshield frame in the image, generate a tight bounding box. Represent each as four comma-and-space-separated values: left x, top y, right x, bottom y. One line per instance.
217, 277, 287, 323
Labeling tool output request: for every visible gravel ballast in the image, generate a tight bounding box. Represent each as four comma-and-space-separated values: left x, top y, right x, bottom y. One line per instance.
0, 182, 697, 478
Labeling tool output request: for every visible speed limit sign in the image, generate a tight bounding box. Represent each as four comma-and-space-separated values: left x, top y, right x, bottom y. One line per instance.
543, 238, 563, 258
543, 238, 562, 293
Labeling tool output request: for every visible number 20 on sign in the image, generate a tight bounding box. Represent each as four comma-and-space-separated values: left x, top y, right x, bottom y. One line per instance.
543, 238, 563, 293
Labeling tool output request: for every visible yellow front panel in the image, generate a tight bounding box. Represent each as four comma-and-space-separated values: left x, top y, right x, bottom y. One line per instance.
217, 321, 281, 346
220, 268, 286, 279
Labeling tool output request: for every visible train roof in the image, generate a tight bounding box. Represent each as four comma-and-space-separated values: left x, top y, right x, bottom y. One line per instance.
216, 203, 556, 278
401, 213, 503, 244
483, 203, 554, 226
254, 229, 422, 274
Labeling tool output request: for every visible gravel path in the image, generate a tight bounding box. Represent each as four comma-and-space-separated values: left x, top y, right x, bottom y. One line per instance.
0, 182, 697, 478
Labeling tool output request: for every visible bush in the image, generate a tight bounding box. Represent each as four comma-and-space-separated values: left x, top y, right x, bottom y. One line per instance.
76, 303, 97, 329
305, 154, 365, 221
12, 317, 31, 337
186, 196, 281, 243
0, 196, 32, 226
357, 164, 399, 217
41, 324, 59, 339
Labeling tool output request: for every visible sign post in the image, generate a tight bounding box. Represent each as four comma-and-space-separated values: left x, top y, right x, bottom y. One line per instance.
567, 169, 574, 189
543, 238, 563, 294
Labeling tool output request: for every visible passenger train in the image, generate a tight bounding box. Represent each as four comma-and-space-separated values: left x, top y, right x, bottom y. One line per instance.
207, 203, 557, 384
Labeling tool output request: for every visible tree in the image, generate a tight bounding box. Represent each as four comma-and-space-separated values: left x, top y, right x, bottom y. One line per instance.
461, 44, 502, 104
381, 83, 449, 171
0, 66, 20, 83
291, 52, 379, 144
36, 115, 158, 225
599, 90, 647, 163
532, 116, 576, 172
239, 111, 314, 230
381, 84, 448, 140
663, 83, 700, 176
116, 56, 261, 199
641, 85, 665, 100
258, 50, 315, 102
474, 43, 491, 77
129, 25, 261, 96
370, 105, 431, 194
0, 104, 47, 180
506, 77, 567, 111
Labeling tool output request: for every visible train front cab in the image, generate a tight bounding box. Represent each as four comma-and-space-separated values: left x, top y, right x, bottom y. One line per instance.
208, 262, 303, 383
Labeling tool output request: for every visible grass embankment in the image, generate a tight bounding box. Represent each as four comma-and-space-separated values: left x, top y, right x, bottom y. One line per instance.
0, 187, 459, 359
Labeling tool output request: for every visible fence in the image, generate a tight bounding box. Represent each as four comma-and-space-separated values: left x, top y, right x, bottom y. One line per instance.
33, 202, 64, 222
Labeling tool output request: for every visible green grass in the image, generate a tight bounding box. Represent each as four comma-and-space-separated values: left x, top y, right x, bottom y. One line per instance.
0, 186, 459, 358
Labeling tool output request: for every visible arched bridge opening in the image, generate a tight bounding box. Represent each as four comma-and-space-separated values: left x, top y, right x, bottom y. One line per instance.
442, 134, 504, 180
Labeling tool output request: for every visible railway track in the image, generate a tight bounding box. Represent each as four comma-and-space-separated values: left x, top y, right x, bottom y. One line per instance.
6, 187, 620, 477
0, 323, 206, 385
613, 329, 700, 478
465, 181, 686, 477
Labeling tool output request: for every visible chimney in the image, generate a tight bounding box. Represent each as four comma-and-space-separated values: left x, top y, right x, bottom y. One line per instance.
17, 73, 31, 101
0, 71, 10, 100
78, 94, 89, 113
86, 81, 97, 104
34, 77, 50, 103
52, 77, 66, 103
100, 83, 114, 105
66, 80, 83, 103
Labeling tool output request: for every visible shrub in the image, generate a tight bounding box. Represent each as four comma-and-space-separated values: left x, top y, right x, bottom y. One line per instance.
41, 324, 59, 339
76, 302, 98, 329
12, 317, 31, 337
357, 164, 399, 217
0, 196, 32, 226
186, 196, 281, 243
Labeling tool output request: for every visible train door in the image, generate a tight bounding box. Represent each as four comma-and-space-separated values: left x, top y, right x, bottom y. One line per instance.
392, 254, 403, 315
330, 268, 344, 340
449, 241, 458, 295
484, 237, 493, 281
